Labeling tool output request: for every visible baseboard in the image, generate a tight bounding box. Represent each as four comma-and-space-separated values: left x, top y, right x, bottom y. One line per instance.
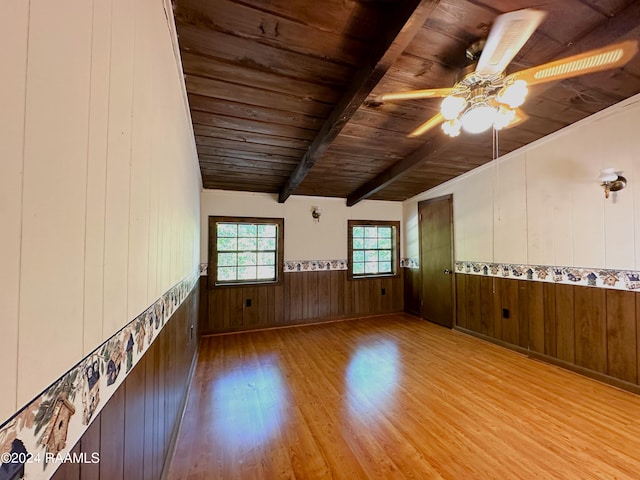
454, 326, 640, 396
201, 310, 406, 337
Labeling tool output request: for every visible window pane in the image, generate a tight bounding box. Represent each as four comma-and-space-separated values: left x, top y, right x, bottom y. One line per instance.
258, 224, 276, 237
217, 223, 237, 237
364, 238, 378, 249
378, 238, 392, 249
238, 237, 257, 251
364, 227, 377, 237
238, 266, 257, 280
379, 250, 391, 261
258, 237, 276, 251
218, 267, 237, 281
353, 238, 364, 250
379, 262, 392, 273
365, 262, 378, 274
218, 252, 237, 267
217, 237, 237, 251
238, 224, 257, 237
238, 252, 257, 266
353, 262, 365, 274
378, 227, 392, 238
353, 226, 364, 237
258, 252, 275, 265
257, 266, 275, 280
365, 250, 378, 262
353, 250, 365, 263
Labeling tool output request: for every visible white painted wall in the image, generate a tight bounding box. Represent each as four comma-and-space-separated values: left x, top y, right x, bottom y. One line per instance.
200, 190, 403, 262
403, 94, 640, 270
0, 0, 201, 422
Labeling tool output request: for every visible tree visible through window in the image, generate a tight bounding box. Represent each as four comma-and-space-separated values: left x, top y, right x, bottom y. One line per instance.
348, 220, 400, 279
209, 216, 284, 286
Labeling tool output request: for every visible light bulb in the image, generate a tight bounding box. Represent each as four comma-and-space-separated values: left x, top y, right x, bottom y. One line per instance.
442, 118, 462, 137
440, 96, 467, 120
494, 107, 516, 130
461, 103, 496, 133
498, 80, 528, 108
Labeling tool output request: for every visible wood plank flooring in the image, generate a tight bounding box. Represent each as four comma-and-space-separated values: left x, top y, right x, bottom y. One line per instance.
167, 313, 640, 479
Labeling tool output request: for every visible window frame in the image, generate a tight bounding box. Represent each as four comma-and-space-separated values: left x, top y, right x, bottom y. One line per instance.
208, 216, 284, 288
347, 220, 400, 280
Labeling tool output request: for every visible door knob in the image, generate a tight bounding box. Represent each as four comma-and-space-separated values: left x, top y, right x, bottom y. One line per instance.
443, 269, 452, 275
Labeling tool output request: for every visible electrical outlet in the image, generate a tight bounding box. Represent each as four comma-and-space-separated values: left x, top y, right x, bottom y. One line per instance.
246, 298, 252, 307
381, 288, 386, 296
502, 308, 510, 319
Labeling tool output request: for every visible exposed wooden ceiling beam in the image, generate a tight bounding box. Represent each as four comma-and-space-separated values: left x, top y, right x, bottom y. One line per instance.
277, 0, 441, 203
346, 133, 453, 206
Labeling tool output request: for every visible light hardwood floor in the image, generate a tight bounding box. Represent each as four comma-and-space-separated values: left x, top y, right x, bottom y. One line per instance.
167, 313, 640, 479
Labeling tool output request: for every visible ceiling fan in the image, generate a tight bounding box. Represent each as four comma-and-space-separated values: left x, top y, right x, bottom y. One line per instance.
370, 9, 638, 138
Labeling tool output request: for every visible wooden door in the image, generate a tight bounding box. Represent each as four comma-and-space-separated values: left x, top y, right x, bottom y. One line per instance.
419, 195, 455, 328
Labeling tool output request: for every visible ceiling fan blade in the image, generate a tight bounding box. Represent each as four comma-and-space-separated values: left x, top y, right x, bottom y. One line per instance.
407, 112, 445, 137
475, 9, 546, 78
507, 39, 638, 86
375, 87, 455, 103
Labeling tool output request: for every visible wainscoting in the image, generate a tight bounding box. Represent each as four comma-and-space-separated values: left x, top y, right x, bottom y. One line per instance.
403, 267, 421, 316
51, 284, 199, 480
200, 271, 403, 334
456, 274, 640, 392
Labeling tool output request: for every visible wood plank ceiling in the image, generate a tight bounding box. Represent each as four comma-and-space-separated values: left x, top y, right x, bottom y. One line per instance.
174, 0, 640, 204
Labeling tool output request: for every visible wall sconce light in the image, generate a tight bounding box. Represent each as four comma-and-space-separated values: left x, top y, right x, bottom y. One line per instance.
311, 206, 322, 223
598, 168, 627, 199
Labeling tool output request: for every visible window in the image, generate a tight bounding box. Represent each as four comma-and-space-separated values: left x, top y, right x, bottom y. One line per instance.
209, 216, 284, 286
348, 220, 400, 279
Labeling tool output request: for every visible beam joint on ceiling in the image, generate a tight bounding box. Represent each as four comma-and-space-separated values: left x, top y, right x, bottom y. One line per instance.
277, 0, 441, 203
346, 134, 452, 206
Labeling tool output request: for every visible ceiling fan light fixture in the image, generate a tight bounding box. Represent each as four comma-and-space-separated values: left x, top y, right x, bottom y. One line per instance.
497, 79, 528, 108
494, 106, 516, 130
440, 95, 467, 120
442, 118, 462, 137
461, 102, 496, 133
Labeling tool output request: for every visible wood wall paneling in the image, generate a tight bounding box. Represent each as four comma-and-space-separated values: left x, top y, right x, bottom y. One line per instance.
52, 285, 199, 479
517, 281, 529, 349
555, 284, 575, 364
454, 273, 640, 395
100, 387, 125, 479
574, 287, 607, 374
500, 279, 519, 345
201, 271, 403, 334
81, 403, 102, 480
479, 277, 494, 337
404, 268, 421, 316
606, 290, 637, 383
124, 360, 146, 480
464, 275, 481, 334
527, 282, 545, 353
455, 273, 467, 329
543, 283, 557, 358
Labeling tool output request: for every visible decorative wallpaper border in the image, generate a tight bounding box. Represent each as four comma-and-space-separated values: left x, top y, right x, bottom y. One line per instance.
401, 258, 420, 269
201, 260, 421, 275
0, 269, 199, 480
284, 260, 347, 272
200, 261, 349, 276
455, 261, 640, 291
